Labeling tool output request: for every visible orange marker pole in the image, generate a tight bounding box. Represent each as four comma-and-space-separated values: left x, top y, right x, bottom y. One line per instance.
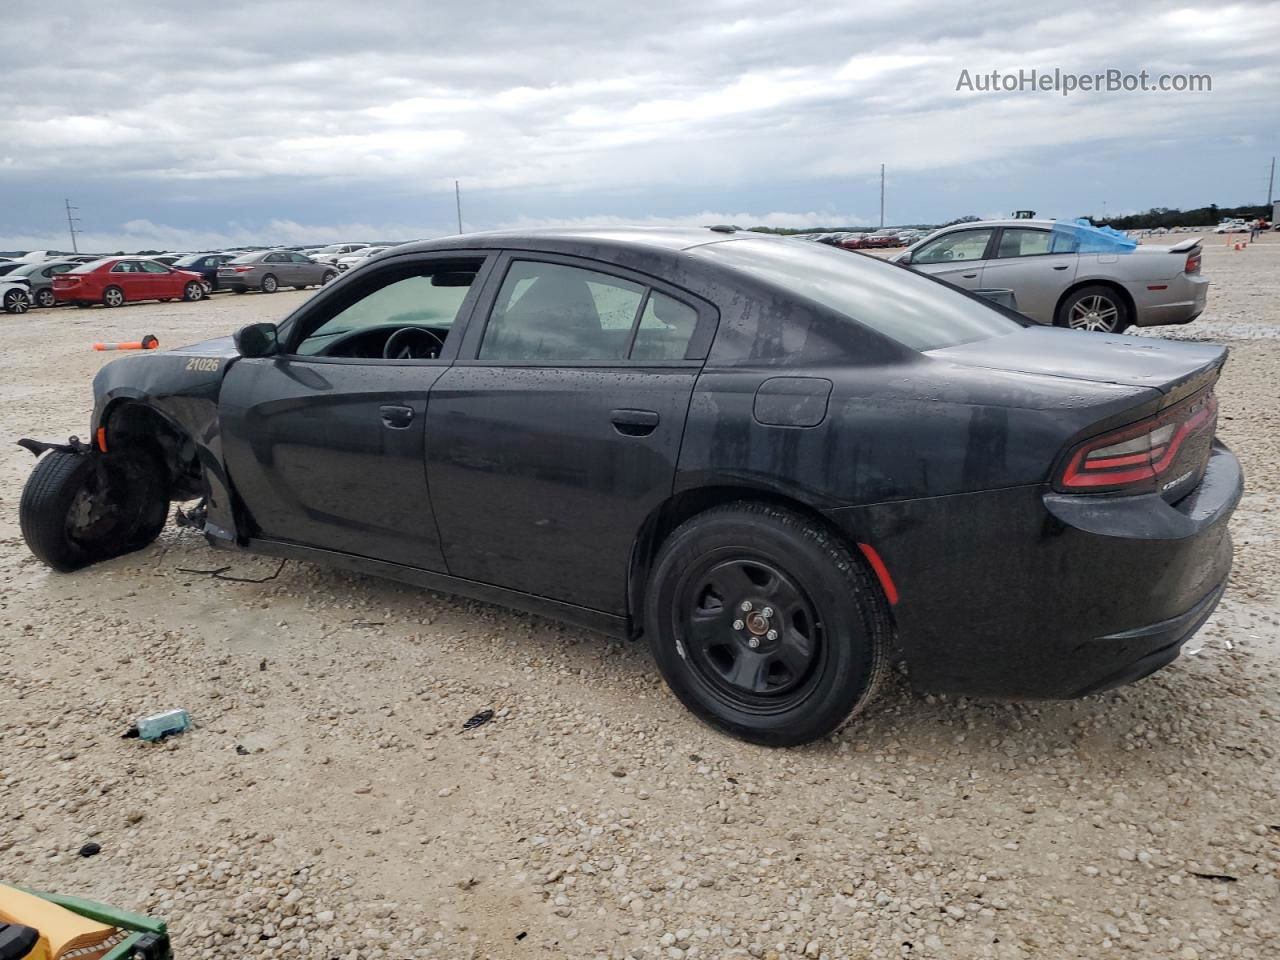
93, 334, 159, 351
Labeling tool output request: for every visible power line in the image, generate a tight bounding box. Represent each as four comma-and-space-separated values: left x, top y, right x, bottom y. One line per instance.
64, 199, 82, 253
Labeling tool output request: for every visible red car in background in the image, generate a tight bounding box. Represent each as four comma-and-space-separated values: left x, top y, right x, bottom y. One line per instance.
52, 257, 208, 308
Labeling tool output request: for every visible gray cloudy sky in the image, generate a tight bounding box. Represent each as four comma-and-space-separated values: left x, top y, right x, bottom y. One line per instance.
2, 0, 1277, 250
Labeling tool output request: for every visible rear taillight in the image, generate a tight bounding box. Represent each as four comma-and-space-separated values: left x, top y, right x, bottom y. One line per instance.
1057, 389, 1218, 493
55, 276, 81, 286
1184, 250, 1201, 275
233, 266, 253, 273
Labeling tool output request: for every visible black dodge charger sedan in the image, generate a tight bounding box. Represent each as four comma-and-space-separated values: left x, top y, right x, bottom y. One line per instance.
18, 228, 1241, 746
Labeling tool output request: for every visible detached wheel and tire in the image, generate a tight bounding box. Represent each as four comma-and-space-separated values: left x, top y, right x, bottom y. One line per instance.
102, 286, 125, 308
36, 288, 56, 308
260, 274, 278, 294
1057, 285, 1130, 333
19, 448, 168, 572
645, 503, 890, 746
4, 288, 30, 314
182, 281, 205, 302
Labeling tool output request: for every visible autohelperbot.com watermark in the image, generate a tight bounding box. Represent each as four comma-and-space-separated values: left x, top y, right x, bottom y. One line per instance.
956, 68, 1212, 96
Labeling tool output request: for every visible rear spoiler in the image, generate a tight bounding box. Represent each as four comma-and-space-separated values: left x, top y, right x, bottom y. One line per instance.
1168, 237, 1201, 252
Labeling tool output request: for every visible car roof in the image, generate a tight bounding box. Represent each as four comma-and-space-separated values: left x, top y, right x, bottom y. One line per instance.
396, 226, 765, 259
936, 219, 1064, 230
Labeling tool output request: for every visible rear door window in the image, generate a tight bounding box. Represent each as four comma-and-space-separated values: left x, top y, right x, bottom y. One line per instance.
478, 260, 704, 363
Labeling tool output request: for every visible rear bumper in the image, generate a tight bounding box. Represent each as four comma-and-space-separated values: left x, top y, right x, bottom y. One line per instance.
826, 441, 1242, 699
1130, 274, 1209, 327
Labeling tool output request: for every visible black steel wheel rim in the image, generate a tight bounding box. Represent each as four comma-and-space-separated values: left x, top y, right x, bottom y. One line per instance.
674, 555, 825, 713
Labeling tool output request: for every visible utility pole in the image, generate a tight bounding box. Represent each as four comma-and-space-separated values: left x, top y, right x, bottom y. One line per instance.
455, 180, 463, 235
64, 198, 81, 253
879, 164, 885, 229
1267, 156, 1275, 206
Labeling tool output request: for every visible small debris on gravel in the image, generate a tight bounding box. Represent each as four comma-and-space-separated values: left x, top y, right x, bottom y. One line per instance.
78, 842, 102, 858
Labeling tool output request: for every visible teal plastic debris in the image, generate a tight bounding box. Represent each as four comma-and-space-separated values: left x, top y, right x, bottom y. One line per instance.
1049, 219, 1138, 253
127, 709, 191, 742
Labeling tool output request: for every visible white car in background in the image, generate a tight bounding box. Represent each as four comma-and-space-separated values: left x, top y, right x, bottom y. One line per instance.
334, 245, 390, 272
1214, 219, 1248, 234
306, 243, 369, 265
1, 276, 32, 313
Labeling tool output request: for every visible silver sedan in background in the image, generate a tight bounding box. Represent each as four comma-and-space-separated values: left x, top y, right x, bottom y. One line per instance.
217, 250, 338, 294
892, 218, 1208, 332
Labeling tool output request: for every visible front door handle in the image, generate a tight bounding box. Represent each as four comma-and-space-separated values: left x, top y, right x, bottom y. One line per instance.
610, 408, 659, 437
961, 272, 978, 279
1052, 264, 1070, 270
379, 404, 414, 429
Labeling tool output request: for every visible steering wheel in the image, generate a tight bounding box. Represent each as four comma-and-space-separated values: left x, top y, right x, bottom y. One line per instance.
383, 326, 445, 360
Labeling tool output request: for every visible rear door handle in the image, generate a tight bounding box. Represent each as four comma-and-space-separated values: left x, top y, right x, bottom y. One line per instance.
610, 408, 659, 437
379, 404, 414, 429
961, 273, 978, 279
1052, 264, 1070, 270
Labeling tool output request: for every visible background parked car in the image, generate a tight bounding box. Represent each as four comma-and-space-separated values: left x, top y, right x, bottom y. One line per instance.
52, 257, 208, 307
171, 253, 237, 291
3, 259, 80, 307
335, 245, 390, 271
306, 243, 368, 265
217, 250, 337, 293
1214, 219, 1248, 234
893, 218, 1206, 332
1, 277, 31, 313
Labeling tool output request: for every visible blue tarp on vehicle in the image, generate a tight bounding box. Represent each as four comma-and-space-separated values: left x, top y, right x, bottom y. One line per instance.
1051, 219, 1138, 253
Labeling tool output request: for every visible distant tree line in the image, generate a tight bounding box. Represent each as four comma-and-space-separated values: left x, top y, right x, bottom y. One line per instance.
1089, 204, 1272, 230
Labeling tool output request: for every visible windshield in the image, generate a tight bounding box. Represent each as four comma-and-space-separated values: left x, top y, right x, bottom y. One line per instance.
694, 238, 1023, 351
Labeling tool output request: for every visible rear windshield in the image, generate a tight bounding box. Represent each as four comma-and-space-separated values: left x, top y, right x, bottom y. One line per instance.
70, 258, 115, 273
228, 254, 259, 264
694, 238, 1023, 351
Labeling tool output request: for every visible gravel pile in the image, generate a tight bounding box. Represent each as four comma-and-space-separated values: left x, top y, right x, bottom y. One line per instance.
1, 241, 1277, 959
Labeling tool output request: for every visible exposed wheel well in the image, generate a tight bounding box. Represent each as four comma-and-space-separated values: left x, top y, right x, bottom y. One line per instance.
100, 401, 202, 500
1053, 279, 1135, 327
626, 485, 885, 638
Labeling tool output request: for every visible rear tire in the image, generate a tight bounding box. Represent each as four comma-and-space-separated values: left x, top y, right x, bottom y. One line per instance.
260, 274, 278, 293
102, 286, 125, 308
645, 503, 890, 746
1056, 284, 1130, 333
19, 448, 169, 572
3, 289, 30, 314
322, 270, 337, 285
36, 288, 56, 308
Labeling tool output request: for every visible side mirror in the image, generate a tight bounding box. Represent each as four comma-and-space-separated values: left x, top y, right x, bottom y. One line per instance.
234, 322, 280, 358
896, 250, 913, 264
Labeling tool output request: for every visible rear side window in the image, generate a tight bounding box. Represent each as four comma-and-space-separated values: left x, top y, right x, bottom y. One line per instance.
479, 261, 702, 363
632, 293, 699, 361
694, 238, 1022, 352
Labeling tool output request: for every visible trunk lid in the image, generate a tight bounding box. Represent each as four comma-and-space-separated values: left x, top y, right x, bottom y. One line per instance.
931, 327, 1224, 504
928, 326, 1225, 408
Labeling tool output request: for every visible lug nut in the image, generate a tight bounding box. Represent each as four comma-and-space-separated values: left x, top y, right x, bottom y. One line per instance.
732, 619, 745, 631
766, 629, 778, 641
747, 637, 761, 649
740, 600, 753, 612
761, 606, 774, 619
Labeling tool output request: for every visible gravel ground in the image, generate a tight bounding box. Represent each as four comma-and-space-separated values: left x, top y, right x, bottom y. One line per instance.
1, 240, 1277, 960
